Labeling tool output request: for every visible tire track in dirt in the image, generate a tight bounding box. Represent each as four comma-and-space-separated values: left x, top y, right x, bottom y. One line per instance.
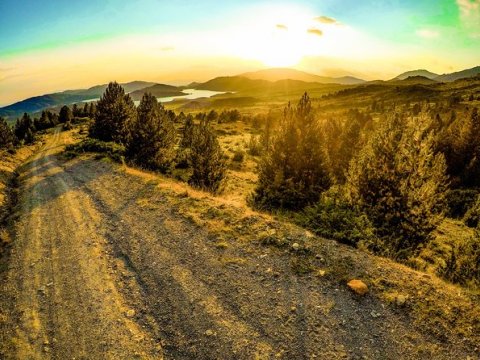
1, 128, 162, 359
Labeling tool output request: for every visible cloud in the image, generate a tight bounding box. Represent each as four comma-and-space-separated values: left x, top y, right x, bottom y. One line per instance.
457, 0, 480, 37
416, 29, 440, 39
307, 28, 323, 36
314, 16, 339, 24
276, 24, 288, 30
160, 46, 175, 51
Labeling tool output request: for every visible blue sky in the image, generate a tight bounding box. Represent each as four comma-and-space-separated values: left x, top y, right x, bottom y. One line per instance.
0, 0, 479, 105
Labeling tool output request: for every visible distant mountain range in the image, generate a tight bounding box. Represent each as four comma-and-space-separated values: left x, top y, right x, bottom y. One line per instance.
240, 68, 365, 85
394, 66, 480, 83
1, 65, 479, 119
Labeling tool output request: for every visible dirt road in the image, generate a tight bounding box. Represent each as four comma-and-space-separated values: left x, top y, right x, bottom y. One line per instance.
0, 129, 478, 359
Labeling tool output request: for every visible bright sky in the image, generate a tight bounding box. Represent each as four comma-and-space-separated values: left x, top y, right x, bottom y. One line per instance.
1, 0, 479, 106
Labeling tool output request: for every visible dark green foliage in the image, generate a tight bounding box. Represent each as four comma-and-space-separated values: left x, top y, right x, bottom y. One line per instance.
218, 109, 241, 123
297, 188, 376, 247
126, 93, 176, 172
463, 195, 480, 228
254, 93, 331, 210
438, 108, 480, 188
188, 121, 226, 192
14, 113, 35, 143
246, 134, 262, 156
232, 149, 245, 162
34, 110, 55, 130
438, 231, 480, 287
346, 114, 449, 257
445, 189, 479, 218
59, 105, 72, 124
65, 138, 125, 162
0, 117, 15, 149
180, 115, 195, 149
206, 110, 218, 122
89, 82, 135, 143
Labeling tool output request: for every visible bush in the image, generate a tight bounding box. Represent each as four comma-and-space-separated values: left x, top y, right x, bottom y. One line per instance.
66, 138, 125, 162
464, 195, 480, 228
297, 187, 376, 247
438, 231, 480, 287
247, 134, 262, 156
232, 149, 245, 163
445, 189, 479, 218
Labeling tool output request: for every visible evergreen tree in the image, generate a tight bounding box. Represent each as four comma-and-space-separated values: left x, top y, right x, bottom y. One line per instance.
180, 115, 195, 149
254, 93, 331, 210
189, 121, 226, 192
89, 82, 135, 143
126, 93, 176, 171
346, 114, 449, 257
89, 102, 96, 118
14, 113, 35, 142
59, 105, 72, 124
83, 103, 89, 117
0, 117, 15, 149
72, 104, 79, 117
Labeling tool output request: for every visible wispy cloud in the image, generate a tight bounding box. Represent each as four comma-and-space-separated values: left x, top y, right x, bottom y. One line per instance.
416, 29, 440, 39
276, 24, 288, 30
457, 0, 480, 37
314, 16, 339, 25
307, 28, 323, 36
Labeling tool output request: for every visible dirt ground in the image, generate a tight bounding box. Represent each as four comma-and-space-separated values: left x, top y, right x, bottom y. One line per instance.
0, 128, 479, 359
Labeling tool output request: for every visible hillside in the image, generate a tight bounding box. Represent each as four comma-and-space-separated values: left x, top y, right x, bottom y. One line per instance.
0, 81, 157, 119
0, 127, 478, 359
394, 69, 439, 80
435, 66, 480, 82
241, 68, 365, 85
129, 84, 184, 101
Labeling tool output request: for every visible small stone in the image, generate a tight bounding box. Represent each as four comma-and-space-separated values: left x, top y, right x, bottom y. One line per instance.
347, 279, 368, 296
370, 310, 381, 318
292, 243, 300, 251
125, 309, 135, 318
395, 295, 407, 307
205, 329, 214, 336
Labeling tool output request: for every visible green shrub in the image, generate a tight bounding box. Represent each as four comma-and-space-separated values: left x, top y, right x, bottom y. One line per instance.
66, 138, 125, 162
438, 231, 480, 288
445, 189, 478, 218
232, 149, 245, 163
464, 195, 480, 228
297, 187, 376, 247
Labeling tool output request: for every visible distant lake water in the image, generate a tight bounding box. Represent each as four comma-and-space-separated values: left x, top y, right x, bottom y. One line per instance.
82, 89, 224, 105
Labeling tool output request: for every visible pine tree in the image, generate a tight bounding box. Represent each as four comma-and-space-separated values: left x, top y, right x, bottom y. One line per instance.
180, 115, 195, 149
254, 93, 331, 210
14, 113, 35, 142
59, 105, 72, 124
0, 117, 15, 149
89, 82, 135, 143
189, 121, 226, 192
83, 102, 89, 117
126, 93, 176, 171
346, 113, 449, 257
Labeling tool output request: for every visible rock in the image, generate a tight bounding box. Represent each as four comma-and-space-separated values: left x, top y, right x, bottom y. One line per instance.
347, 279, 368, 296
292, 243, 300, 251
395, 294, 407, 307
370, 310, 381, 318
125, 309, 136, 318
205, 329, 214, 336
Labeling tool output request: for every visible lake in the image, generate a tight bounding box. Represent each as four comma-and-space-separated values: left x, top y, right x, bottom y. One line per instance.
83, 89, 224, 105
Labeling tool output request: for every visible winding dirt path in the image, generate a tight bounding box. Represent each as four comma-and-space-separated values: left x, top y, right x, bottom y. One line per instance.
0, 128, 478, 359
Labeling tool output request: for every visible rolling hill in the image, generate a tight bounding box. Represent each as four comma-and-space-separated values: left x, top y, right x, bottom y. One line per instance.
394, 69, 439, 80
241, 68, 365, 85
0, 81, 157, 119
129, 84, 184, 101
